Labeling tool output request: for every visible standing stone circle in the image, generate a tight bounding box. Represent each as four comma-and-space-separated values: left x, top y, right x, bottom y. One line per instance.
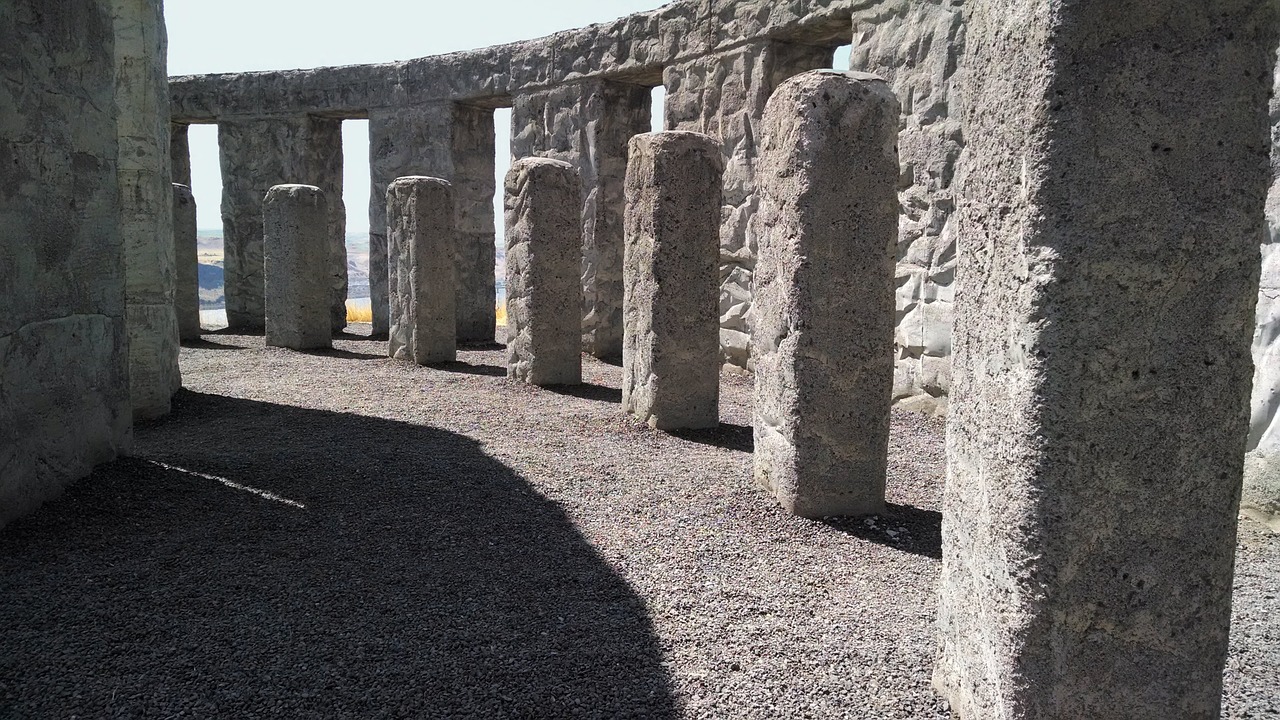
752, 70, 900, 519
504, 158, 584, 386
263, 184, 332, 351
622, 131, 724, 431
387, 176, 457, 365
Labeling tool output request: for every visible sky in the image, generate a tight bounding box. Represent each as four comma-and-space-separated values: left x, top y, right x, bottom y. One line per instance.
166, 0, 674, 233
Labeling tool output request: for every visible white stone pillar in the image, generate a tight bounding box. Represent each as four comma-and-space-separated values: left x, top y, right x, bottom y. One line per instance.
172, 184, 200, 341
263, 184, 331, 351
387, 177, 457, 365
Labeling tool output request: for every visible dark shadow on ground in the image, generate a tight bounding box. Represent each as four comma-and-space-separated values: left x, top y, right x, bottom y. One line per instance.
204, 327, 264, 337
181, 338, 247, 351
0, 390, 677, 718
438, 361, 506, 377
670, 422, 753, 453
459, 341, 506, 352
300, 346, 385, 361
823, 503, 942, 560
544, 383, 623, 404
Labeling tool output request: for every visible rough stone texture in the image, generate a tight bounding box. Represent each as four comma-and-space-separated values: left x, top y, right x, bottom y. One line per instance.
511, 80, 652, 360
752, 71, 899, 519
0, 0, 132, 527
218, 116, 345, 332
504, 158, 583, 386
172, 184, 200, 341
850, 0, 964, 412
170, 122, 191, 187
665, 41, 834, 369
369, 104, 494, 341
623, 132, 723, 430
263, 185, 332, 351
937, 3, 1278, 718
114, 0, 180, 419
387, 177, 457, 365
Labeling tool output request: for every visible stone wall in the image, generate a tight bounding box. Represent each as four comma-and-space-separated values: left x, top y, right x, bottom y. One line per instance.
0, 0, 132, 527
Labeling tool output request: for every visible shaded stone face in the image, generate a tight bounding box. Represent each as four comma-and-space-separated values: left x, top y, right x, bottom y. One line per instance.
752, 70, 900, 519
622, 131, 724, 431
937, 2, 1279, 718
0, 0, 131, 528
172, 184, 201, 341
387, 176, 457, 365
504, 158, 584, 386
263, 184, 332, 351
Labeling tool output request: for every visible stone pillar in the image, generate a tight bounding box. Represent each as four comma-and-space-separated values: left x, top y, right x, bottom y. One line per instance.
663, 41, 833, 368
936, 3, 1278, 719
623, 132, 723, 430
171, 122, 192, 187
511, 79, 651, 360
1, 0, 131, 528
752, 71, 900, 519
369, 103, 495, 342
218, 116, 345, 333
504, 158, 583, 386
387, 177, 457, 365
113, 0, 180, 419
263, 185, 331, 351
173, 184, 201, 341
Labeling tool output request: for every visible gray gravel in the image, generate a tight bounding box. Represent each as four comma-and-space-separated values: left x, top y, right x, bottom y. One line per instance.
1, 326, 1276, 718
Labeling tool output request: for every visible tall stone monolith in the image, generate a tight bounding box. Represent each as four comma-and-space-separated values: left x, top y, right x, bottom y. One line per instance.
752, 70, 900, 519
622, 132, 723, 430
936, 3, 1279, 719
263, 184, 331, 351
505, 158, 583, 386
387, 177, 457, 365
173, 184, 201, 341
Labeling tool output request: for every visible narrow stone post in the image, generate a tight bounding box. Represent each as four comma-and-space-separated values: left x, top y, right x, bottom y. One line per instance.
622, 132, 723, 430
263, 184, 331, 351
172, 184, 201, 341
752, 71, 900, 518
936, 3, 1278, 718
504, 158, 583, 385
387, 177, 457, 365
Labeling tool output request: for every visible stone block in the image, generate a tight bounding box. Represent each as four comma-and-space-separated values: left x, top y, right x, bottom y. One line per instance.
263, 184, 332, 351
387, 177, 457, 365
622, 132, 724, 430
173, 184, 200, 341
752, 70, 900, 518
504, 158, 583, 385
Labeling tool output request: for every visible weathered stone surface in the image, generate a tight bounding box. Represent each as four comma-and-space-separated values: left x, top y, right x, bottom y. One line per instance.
369, 104, 494, 341
1, 0, 132, 528
851, 0, 964, 409
623, 132, 723, 430
218, 116, 345, 332
114, 0, 180, 419
752, 70, 899, 519
263, 184, 332, 351
511, 80, 651, 360
173, 184, 201, 341
504, 158, 583, 386
937, 3, 1278, 718
665, 41, 834, 368
387, 177, 457, 365
170, 122, 191, 187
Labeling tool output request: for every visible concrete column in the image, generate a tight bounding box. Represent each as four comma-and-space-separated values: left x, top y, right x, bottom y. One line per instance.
511, 79, 652, 360
937, 3, 1278, 719
113, 0, 179, 419
369, 103, 495, 342
504, 158, 583, 386
752, 71, 900, 519
218, 116, 345, 333
171, 122, 191, 187
623, 132, 723, 430
263, 184, 331, 351
663, 41, 833, 368
172, 184, 200, 341
387, 177, 457, 365
1, 0, 131, 528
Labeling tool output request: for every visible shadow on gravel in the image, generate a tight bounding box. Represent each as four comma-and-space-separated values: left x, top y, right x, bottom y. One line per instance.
823, 503, 942, 560
0, 390, 678, 718
439, 361, 507, 377
670, 423, 754, 453
182, 338, 247, 351
544, 383, 623, 404
301, 347, 385, 361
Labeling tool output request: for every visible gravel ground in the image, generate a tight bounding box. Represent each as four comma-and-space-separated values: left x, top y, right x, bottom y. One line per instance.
1, 327, 1276, 719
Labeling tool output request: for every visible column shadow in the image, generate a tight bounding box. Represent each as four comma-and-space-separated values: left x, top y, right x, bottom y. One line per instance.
0, 390, 678, 718
822, 503, 943, 559
669, 423, 754, 453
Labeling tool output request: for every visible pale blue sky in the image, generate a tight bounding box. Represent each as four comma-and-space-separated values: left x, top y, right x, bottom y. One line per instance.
165, 1, 851, 234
